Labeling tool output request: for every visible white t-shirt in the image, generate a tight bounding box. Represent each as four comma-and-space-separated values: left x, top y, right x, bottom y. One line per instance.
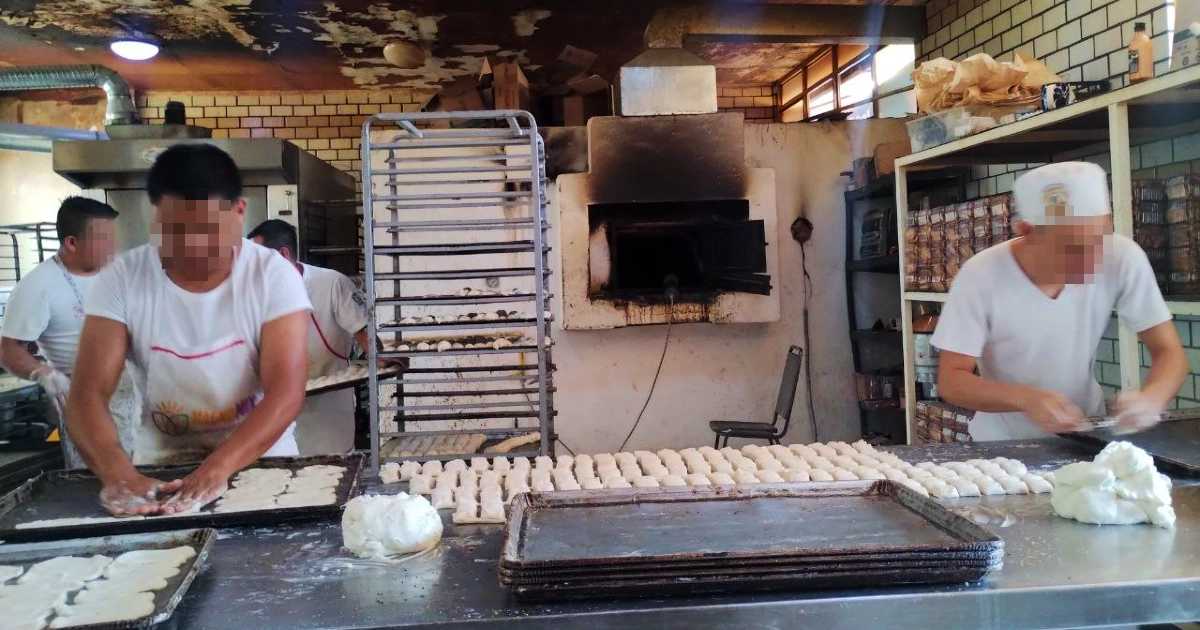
86, 240, 312, 463
931, 235, 1171, 441
302, 263, 368, 379
0, 258, 95, 376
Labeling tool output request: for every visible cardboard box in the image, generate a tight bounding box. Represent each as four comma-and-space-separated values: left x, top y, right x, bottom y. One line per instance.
873, 139, 913, 177
492, 62, 530, 111
568, 73, 610, 95
1172, 28, 1200, 71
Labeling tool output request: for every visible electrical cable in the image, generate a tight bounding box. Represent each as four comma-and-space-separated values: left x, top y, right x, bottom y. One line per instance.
618, 295, 674, 452
556, 438, 576, 456
800, 240, 819, 442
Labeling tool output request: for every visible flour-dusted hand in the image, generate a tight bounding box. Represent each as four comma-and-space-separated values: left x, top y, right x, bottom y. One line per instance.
162, 459, 233, 513
1112, 390, 1165, 433
31, 366, 71, 414
100, 474, 182, 516
1018, 388, 1088, 433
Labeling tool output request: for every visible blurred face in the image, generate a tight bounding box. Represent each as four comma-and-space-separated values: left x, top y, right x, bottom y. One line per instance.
68, 217, 117, 272
1021, 215, 1113, 284
153, 195, 246, 274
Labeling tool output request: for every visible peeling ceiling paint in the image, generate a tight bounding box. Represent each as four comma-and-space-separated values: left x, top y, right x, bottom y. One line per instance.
512, 10, 552, 37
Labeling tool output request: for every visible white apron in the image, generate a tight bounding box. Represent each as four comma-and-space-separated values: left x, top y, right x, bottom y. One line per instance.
135, 251, 298, 465
47, 256, 142, 468
295, 311, 356, 455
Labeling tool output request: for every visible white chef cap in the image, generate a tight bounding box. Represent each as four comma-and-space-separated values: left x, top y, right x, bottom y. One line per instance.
1013, 162, 1111, 226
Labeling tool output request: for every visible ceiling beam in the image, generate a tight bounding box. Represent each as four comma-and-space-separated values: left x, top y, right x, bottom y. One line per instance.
646, 4, 927, 49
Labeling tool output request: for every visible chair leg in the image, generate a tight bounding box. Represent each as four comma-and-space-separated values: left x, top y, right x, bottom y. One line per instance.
713, 434, 720, 449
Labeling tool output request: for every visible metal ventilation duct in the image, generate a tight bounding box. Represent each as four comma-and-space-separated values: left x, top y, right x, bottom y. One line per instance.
0, 65, 140, 127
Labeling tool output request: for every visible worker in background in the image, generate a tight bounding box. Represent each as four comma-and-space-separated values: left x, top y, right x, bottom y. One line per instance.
933, 162, 1188, 440
248, 219, 406, 454
0, 197, 140, 468
68, 144, 312, 515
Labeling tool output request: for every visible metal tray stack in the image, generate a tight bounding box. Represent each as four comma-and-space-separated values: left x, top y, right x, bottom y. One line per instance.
500, 481, 1003, 600
361, 111, 555, 472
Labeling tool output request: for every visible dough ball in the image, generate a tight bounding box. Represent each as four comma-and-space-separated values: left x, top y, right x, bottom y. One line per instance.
660, 475, 687, 487
706, 472, 736, 485
879, 467, 908, 482
808, 469, 833, 482
996, 476, 1029, 494
968, 476, 1006, 496
1021, 474, 1054, 494
830, 468, 859, 481
994, 458, 1029, 477
853, 467, 886, 481
342, 493, 442, 559
899, 479, 930, 497
948, 478, 981, 497
732, 471, 759, 484
632, 476, 660, 488
685, 473, 712, 486
780, 469, 810, 483
754, 470, 785, 483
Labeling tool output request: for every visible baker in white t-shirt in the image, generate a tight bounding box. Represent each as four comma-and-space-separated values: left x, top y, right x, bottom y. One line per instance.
247, 219, 406, 454
67, 144, 312, 515
932, 162, 1187, 441
0, 197, 141, 468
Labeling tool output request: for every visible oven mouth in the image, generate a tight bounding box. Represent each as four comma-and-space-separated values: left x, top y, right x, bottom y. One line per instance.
587, 199, 769, 303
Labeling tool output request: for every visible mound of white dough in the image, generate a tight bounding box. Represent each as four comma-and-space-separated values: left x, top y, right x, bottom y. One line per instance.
1050, 441, 1175, 528
342, 493, 443, 559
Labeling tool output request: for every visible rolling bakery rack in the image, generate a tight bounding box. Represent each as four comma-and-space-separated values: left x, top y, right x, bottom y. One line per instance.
361, 111, 555, 472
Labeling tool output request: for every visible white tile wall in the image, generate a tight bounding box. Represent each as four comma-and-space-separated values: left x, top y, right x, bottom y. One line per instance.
922, 0, 1175, 90
918, 0, 1199, 197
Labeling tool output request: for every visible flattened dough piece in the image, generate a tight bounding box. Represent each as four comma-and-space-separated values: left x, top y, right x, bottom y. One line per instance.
52, 591, 155, 628
22, 555, 111, 588
111, 546, 195, 569
0, 565, 24, 583
297, 465, 347, 477
490, 432, 540, 453
276, 489, 338, 507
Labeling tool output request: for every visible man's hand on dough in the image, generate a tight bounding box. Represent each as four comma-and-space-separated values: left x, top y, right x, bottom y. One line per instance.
162, 458, 233, 514
1112, 390, 1164, 433
1018, 388, 1088, 433
99, 474, 182, 516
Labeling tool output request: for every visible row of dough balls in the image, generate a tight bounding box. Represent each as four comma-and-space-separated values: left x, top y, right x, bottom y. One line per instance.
306, 365, 372, 390
384, 441, 1053, 509
388, 337, 546, 352
396, 308, 551, 325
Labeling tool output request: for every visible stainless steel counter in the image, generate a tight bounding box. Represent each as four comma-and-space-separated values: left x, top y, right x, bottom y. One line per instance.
161, 439, 1200, 630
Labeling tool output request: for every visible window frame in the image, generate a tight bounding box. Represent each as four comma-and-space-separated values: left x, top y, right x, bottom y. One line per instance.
777, 43, 913, 122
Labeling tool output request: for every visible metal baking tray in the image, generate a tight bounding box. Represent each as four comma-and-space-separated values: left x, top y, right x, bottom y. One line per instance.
0, 454, 364, 543
505, 565, 992, 601
0, 527, 215, 629
500, 481, 1002, 599
305, 366, 402, 397
1063, 416, 1200, 478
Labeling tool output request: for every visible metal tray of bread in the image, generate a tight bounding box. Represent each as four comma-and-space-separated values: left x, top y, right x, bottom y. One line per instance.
0, 527, 215, 629
0, 454, 363, 543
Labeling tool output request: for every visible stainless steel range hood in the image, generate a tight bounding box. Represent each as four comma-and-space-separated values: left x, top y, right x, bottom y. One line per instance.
52, 138, 309, 189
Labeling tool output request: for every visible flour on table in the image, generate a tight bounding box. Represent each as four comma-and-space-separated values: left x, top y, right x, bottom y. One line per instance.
0, 565, 25, 582
16, 516, 144, 529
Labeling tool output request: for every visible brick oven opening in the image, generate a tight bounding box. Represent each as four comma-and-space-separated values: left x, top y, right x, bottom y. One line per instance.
588, 199, 771, 303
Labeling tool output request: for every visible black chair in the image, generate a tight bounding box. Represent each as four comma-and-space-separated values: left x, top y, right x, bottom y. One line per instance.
709, 345, 804, 448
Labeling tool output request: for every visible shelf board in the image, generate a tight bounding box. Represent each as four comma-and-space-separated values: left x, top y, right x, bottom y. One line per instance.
850, 330, 902, 342
848, 255, 899, 273
845, 169, 966, 202
903, 291, 948, 302
897, 65, 1200, 167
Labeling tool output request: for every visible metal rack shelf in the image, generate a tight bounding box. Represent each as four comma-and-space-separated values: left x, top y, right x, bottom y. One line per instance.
363, 110, 555, 472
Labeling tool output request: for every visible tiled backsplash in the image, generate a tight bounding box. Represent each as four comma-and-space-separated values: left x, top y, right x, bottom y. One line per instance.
1094, 315, 1200, 409
135, 89, 435, 183
920, 0, 1175, 87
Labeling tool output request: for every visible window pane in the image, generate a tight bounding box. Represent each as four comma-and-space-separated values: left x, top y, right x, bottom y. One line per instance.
838, 44, 869, 66
807, 51, 833, 87
844, 102, 874, 120
807, 82, 835, 117
879, 91, 917, 118
781, 101, 805, 123
875, 44, 916, 93
839, 61, 874, 108
781, 72, 804, 106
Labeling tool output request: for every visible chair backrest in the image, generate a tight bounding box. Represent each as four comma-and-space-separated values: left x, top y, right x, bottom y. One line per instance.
772, 345, 805, 434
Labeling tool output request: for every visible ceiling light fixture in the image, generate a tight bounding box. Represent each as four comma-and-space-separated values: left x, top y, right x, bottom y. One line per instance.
110, 39, 159, 61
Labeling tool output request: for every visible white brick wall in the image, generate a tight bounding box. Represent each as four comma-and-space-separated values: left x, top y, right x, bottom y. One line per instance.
920, 0, 1176, 89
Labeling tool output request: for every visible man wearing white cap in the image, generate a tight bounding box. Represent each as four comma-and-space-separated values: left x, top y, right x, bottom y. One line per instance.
932, 162, 1187, 440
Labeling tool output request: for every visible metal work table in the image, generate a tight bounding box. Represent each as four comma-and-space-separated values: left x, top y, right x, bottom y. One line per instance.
161, 438, 1200, 630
